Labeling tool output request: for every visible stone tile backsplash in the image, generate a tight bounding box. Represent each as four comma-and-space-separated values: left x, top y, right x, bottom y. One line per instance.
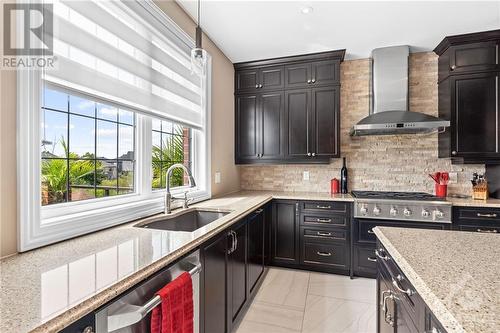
240, 53, 484, 195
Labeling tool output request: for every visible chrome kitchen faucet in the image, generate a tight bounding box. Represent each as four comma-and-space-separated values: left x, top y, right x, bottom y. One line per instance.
165, 163, 197, 214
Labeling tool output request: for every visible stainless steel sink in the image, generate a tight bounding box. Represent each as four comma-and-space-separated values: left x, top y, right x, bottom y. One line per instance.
136, 209, 230, 232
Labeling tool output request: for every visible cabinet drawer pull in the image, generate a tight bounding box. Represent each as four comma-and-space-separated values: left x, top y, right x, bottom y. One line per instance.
367, 229, 375, 234
375, 249, 389, 261
476, 228, 498, 233
316, 251, 332, 257
316, 231, 332, 237
316, 205, 331, 209
316, 218, 332, 223
477, 213, 497, 218
367, 257, 377, 262
431, 327, 443, 333
255, 208, 264, 214
392, 278, 415, 296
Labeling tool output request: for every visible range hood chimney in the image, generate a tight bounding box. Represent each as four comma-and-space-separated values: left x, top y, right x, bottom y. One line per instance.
350, 45, 449, 136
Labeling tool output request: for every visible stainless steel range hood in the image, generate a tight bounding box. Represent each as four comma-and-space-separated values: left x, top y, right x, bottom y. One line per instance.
350, 45, 449, 136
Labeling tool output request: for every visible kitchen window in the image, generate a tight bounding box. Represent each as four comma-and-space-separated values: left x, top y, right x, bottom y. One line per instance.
151, 119, 192, 190
18, 0, 211, 251
41, 88, 136, 205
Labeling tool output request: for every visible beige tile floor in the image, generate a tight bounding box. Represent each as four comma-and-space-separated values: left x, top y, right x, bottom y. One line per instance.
235, 267, 377, 333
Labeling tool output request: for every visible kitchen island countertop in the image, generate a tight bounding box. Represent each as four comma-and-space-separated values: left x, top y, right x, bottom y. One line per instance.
374, 226, 500, 333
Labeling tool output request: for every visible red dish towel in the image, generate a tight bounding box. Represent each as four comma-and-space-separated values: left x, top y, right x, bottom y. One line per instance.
150, 272, 194, 333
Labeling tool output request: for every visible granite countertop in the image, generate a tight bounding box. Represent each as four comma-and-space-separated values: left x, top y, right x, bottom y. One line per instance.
0, 190, 352, 333
447, 196, 500, 208
374, 226, 500, 333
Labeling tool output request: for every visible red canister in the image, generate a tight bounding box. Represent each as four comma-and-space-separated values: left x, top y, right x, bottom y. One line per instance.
331, 178, 340, 194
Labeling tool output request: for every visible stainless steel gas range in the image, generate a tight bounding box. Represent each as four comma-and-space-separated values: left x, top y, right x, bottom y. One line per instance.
351, 190, 452, 223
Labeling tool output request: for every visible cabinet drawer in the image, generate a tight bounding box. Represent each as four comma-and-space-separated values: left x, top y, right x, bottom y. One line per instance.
301, 213, 347, 227
302, 241, 348, 268
301, 201, 348, 213
302, 227, 346, 241
354, 219, 447, 244
353, 245, 377, 277
455, 207, 500, 221
459, 225, 500, 233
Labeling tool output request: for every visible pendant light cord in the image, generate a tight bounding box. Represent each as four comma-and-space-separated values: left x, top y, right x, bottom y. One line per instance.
197, 0, 200, 27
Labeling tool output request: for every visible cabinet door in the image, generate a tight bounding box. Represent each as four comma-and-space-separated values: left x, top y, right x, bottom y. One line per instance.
201, 233, 229, 333
452, 73, 498, 158
260, 91, 284, 159
235, 94, 259, 162
311, 60, 339, 86
285, 89, 311, 158
311, 86, 339, 157
261, 66, 284, 90
236, 69, 259, 92
271, 201, 299, 264
247, 210, 265, 294
228, 222, 247, 326
450, 41, 499, 74
285, 63, 311, 88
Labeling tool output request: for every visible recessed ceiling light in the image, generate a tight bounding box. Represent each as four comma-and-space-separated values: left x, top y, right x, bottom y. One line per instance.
300, 6, 313, 15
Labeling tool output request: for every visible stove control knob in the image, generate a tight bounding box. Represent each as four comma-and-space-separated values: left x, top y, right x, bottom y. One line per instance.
422, 209, 430, 218
360, 205, 368, 215
403, 208, 412, 217
373, 205, 381, 216
434, 209, 444, 219
390, 207, 398, 216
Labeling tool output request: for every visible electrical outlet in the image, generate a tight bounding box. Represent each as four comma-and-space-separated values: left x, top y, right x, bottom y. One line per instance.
448, 172, 458, 184
214, 172, 221, 184
303, 171, 310, 181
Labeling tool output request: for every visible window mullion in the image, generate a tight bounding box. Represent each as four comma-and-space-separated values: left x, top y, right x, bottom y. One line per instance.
137, 115, 152, 195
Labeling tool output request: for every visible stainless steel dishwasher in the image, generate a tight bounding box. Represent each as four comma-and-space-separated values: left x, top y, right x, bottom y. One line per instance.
95, 250, 201, 333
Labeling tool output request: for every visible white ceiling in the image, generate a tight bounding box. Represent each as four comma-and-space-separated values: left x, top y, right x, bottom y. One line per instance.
176, 1, 500, 62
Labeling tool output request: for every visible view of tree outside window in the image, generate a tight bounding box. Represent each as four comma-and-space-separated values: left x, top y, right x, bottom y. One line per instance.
41, 88, 135, 205
152, 118, 191, 190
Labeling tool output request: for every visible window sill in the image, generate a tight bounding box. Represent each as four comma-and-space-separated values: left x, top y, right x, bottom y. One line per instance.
25, 189, 211, 251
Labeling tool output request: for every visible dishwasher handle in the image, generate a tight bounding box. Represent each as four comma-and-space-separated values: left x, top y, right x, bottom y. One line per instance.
107, 262, 202, 332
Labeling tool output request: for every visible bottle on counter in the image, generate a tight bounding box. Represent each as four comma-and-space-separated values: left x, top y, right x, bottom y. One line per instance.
341, 157, 348, 194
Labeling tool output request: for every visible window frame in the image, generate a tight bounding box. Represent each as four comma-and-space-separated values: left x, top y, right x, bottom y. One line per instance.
17, 1, 211, 252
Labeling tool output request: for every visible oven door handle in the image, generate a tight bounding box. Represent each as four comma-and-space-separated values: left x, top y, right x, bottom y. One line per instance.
107, 262, 202, 332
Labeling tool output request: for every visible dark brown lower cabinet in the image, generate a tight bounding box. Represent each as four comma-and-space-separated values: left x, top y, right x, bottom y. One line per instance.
453, 206, 500, 233
271, 200, 299, 266
352, 219, 450, 278
201, 207, 267, 333
247, 209, 265, 293
201, 232, 229, 333
377, 242, 446, 333
228, 220, 247, 327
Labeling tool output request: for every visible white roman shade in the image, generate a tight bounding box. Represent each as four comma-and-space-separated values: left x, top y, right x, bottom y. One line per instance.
43, 0, 206, 129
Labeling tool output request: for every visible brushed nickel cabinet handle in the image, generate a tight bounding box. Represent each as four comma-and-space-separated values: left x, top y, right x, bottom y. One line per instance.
311, 78, 316, 83
316, 251, 332, 257
316, 231, 332, 237
307, 79, 312, 84
259, 84, 263, 88
392, 278, 415, 296
367, 257, 377, 262
307, 152, 311, 156
367, 229, 375, 234
375, 249, 389, 261
477, 213, 497, 218
476, 229, 498, 233
316, 205, 331, 209
312, 152, 316, 157
451, 150, 457, 155
316, 218, 332, 223
450, 65, 456, 70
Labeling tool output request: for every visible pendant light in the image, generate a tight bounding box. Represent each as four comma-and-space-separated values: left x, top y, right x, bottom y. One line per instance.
190, 0, 207, 76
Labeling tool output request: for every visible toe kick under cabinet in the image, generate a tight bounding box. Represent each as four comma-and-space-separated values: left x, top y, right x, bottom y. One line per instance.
270, 199, 351, 275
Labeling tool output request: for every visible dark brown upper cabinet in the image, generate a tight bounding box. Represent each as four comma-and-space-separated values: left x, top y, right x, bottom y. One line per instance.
234, 50, 345, 164
435, 29, 500, 163
236, 66, 284, 92
284, 87, 339, 160
235, 91, 285, 163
